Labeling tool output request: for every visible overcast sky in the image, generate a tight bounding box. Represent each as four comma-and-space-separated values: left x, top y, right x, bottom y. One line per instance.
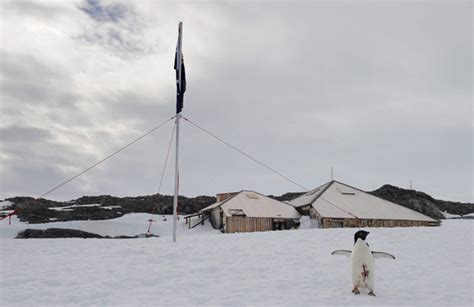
0, 0, 472, 202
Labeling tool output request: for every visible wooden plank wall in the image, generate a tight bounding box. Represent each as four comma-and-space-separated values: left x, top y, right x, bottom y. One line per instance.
321, 218, 440, 228
225, 217, 273, 233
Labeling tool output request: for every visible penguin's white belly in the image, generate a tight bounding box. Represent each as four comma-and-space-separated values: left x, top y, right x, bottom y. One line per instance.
350, 240, 375, 290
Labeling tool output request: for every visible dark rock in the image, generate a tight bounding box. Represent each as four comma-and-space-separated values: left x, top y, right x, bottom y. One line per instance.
15, 229, 160, 239
16, 228, 103, 239
6, 194, 216, 224
269, 192, 305, 202
369, 185, 474, 219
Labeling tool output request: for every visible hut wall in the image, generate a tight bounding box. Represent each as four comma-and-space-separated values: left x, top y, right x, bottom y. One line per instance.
225, 217, 273, 233
210, 208, 222, 229
321, 218, 440, 228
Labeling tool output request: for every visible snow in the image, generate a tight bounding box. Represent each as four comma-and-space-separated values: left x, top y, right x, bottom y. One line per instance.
443, 211, 474, 219
101, 206, 122, 210
299, 215, 320, 229
0, 213, 219, 239
443, 211, 462, 218
0, 218, 472, 306
0, 200, 12, 210
49, 204, 105, 211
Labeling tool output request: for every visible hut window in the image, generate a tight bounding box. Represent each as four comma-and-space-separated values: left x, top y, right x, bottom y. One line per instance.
228, 209, 246, 216
337, 187, 355, 195
332, 220, 344, 228
246, 193, 259, 199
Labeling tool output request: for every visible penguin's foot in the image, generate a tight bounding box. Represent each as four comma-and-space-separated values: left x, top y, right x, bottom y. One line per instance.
368, 291, 376, 297
352, 287, 360, 295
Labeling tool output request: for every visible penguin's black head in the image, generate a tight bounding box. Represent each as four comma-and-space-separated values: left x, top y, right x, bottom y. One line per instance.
354, 230, 370, 244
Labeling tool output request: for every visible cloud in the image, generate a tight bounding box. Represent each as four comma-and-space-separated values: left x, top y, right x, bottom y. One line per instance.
78, 0, 127, 23
0, 126, 52, 143
0, 51, 79, 111
77, 0, 158, 58
0, 1, 471, 202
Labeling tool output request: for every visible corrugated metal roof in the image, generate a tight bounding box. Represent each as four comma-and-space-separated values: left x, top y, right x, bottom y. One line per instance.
311, 181, 437, 222
287, 181, 332, 208
202, 191, 301, 219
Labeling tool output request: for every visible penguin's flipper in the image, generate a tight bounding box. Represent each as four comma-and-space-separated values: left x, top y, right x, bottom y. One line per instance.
372, 251, 396, 259
331, 249, 352, 257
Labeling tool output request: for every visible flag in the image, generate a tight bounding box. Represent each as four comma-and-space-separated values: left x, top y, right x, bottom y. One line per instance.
174, 52, 186, 113
174, 24, 186, 114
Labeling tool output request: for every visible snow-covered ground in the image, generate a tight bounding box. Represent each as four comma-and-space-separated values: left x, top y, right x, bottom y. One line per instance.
0, 200, 12, 210
0, 213, 219, 239
442, 211, 474, 219
0, 217, 472, 306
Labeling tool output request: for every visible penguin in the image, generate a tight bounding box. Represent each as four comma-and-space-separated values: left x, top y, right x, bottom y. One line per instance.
331, 230, 395, 296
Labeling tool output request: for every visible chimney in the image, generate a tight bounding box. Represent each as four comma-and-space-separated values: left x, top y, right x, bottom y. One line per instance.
216, 192, 238, 202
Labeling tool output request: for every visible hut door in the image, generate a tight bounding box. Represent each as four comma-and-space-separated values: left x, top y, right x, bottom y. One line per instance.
272, 221, 283, 230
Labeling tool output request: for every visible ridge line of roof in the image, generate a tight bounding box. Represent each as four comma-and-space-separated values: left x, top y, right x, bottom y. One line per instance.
310, 180, 336, 204
289, 180, 335, 208
332, 180, 379, 195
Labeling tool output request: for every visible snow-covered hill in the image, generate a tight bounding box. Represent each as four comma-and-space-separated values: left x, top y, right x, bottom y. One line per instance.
1, 217, 472, 306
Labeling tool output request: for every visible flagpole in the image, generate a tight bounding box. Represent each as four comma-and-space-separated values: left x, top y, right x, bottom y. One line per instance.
173, 22, 183, 242
173, 113, 180, 242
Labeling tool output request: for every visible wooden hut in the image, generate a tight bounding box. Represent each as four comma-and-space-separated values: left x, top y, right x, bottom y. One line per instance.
199, 190, 301, 233
288, 180, 440, 228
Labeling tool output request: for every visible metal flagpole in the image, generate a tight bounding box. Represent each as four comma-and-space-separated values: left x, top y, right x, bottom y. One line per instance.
173, 113, 180, 242
173, 22, 183, 242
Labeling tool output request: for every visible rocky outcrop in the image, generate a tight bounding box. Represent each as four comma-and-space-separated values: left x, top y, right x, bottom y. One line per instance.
4, 194, 216, 224
269, 192, 304, 202
16, 228, 103, 239
15, 228, 160, 239
369, 185, 474, 219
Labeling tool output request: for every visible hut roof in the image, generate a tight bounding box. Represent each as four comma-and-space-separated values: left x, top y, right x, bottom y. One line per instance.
201, 190, 301, 219
288, 181, 437, 222
287, 181, 332, 208
199, 200, 224, 213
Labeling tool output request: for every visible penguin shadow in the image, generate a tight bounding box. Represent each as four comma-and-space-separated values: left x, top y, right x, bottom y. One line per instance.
331, 230, 396, 297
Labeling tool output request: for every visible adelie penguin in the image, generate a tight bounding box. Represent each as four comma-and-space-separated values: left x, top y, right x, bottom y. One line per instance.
331, 230, 396, 296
